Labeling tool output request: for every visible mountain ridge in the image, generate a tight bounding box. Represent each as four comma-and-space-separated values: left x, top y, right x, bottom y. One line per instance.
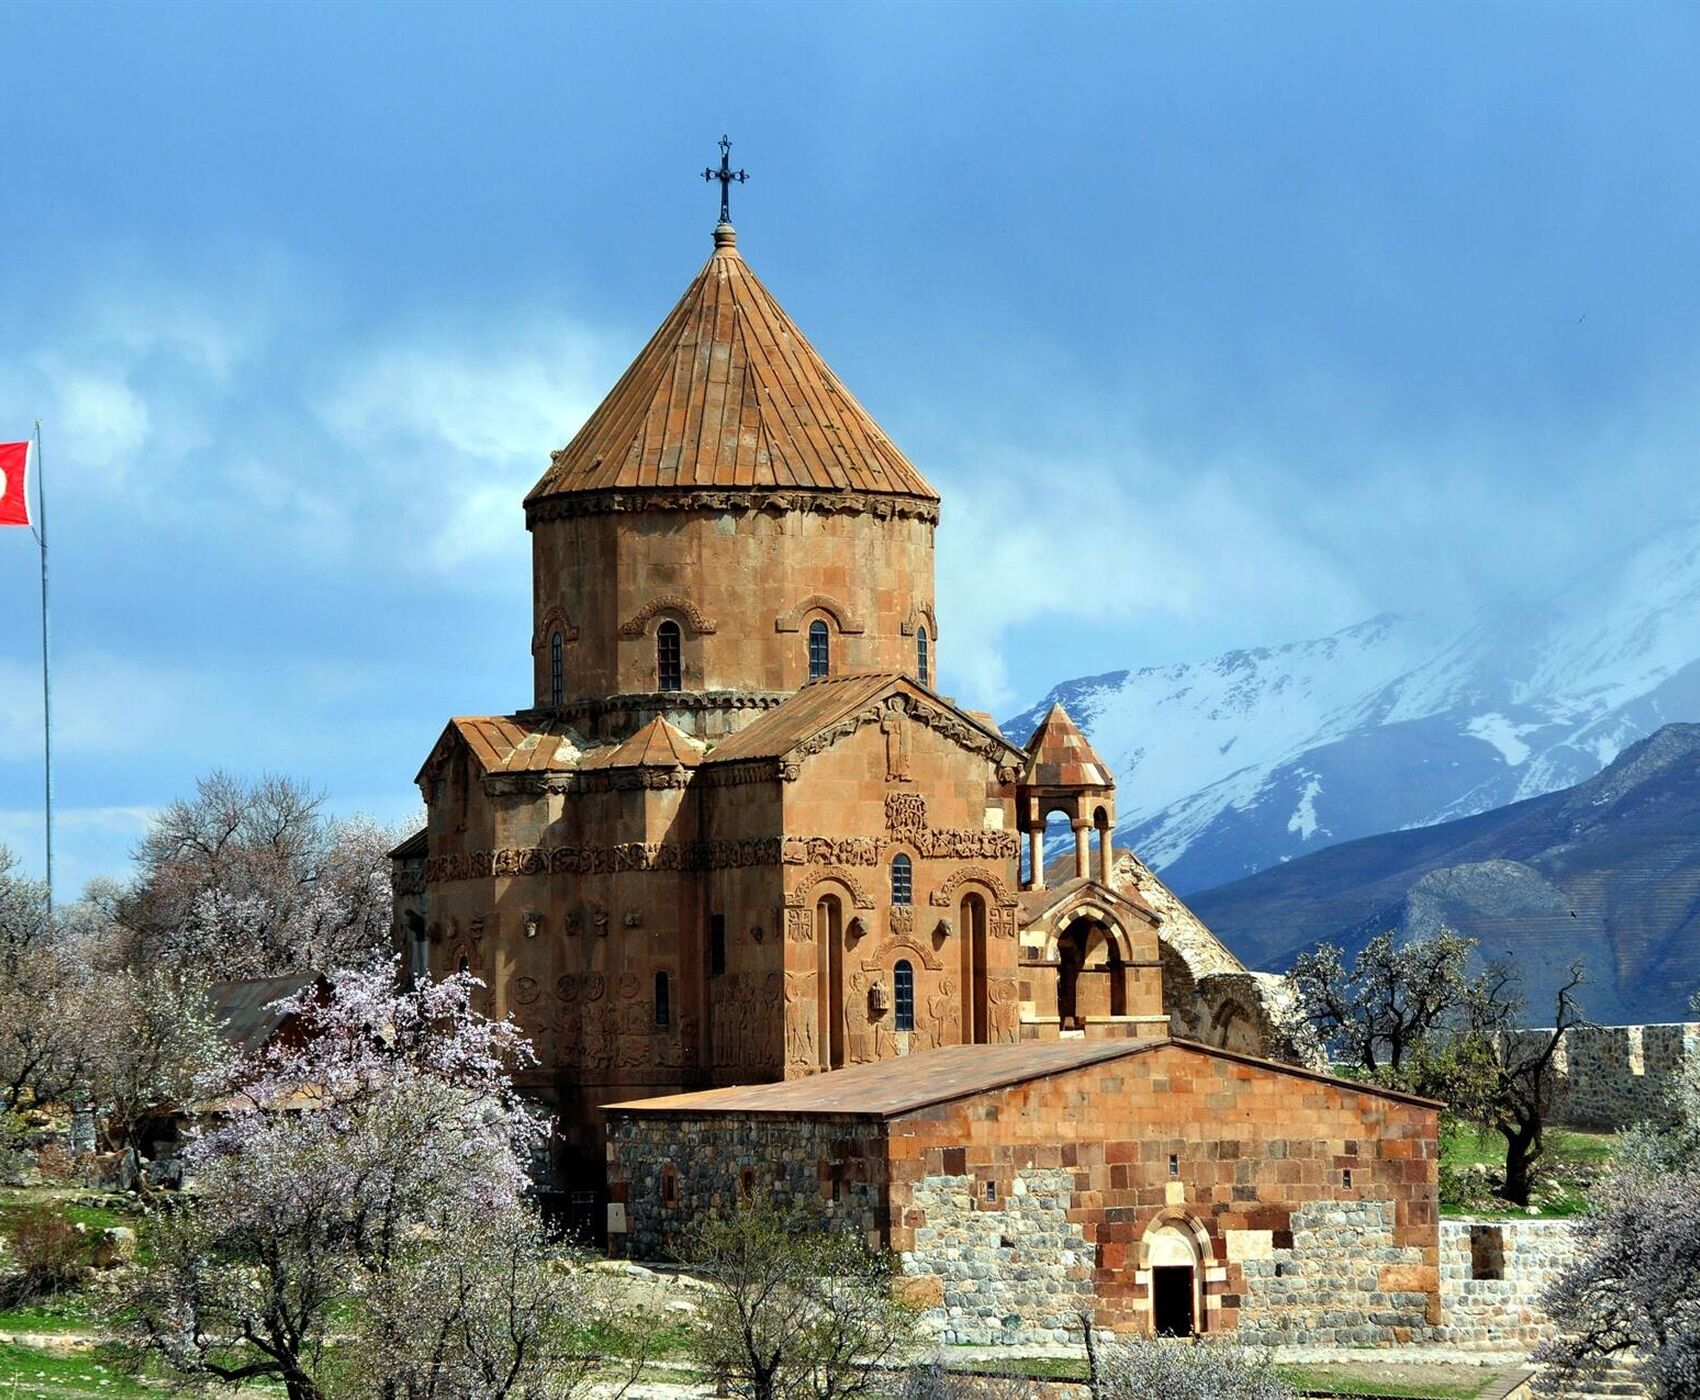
1003, 517, 1700, 894
1182, 722, 1700, 1024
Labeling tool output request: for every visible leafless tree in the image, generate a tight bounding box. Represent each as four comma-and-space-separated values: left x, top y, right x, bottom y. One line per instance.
682, 1193, 920, 1400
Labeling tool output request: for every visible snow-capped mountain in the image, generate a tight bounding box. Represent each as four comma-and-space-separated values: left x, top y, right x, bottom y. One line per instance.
1003, 518, 1700, 894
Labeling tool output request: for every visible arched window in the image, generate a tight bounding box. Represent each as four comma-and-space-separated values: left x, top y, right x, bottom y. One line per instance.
654, 971, 671, 1029
894, 959, 915, 1032
549, 631, 564, 708
657, 620, 682, 692
916, 626, 929, 686
890, 853, 912, 906
457, 954, 470, 975
807, 619, 830, 680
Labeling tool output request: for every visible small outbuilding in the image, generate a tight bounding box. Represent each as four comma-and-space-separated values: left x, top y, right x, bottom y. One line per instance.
605, 1038, 1441, 1346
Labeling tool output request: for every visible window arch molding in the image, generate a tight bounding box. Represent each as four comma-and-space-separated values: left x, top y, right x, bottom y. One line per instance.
774, 594, 865, 635
619, 594, 718, 638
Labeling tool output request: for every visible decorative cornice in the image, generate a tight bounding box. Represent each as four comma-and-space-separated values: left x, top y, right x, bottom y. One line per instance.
526, 489, 941, 529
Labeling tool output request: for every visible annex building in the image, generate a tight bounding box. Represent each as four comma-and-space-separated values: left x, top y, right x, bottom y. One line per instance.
392, 199, 1441, 1340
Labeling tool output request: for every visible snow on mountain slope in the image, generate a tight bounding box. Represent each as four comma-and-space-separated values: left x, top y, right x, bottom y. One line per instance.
1004, 517, 1700, 894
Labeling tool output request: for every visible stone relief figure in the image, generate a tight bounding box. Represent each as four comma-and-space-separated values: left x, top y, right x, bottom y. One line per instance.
988, 978, 1019, 1043
881, 697, 912, 783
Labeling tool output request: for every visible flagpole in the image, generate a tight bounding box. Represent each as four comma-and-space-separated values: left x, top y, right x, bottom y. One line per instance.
34, 420, 52, 923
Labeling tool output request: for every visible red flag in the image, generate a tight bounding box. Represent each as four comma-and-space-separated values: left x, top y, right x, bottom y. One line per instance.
0, 441, 29, 527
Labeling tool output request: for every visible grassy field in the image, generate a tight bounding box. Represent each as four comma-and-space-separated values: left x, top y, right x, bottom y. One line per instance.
1439, 1126, 1616, 1217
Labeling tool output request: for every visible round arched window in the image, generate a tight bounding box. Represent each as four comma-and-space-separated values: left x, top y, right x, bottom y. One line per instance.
549, 631, 564, 708
891, 853, 912, 906
894, 959, 915, 1032
916, 626, 929, 686
808, 619, 830, 680
657, 620, 682, 692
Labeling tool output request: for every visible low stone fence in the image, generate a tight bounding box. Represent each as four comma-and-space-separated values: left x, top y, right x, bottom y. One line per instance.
1505, 1022, 1699, 1130
1433, 1218, 1580, 1350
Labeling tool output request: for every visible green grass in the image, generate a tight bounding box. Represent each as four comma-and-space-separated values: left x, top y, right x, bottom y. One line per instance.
0, 1341, 152, 1397
1440, 1126, 1618, 1217
1275, 1364, 1490, 1398
0, 1294, 96, 1335
1441, 1127, 1616, 1170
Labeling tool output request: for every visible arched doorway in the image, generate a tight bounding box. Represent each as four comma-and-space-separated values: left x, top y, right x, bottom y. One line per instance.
1146, 1222, 1202, 1337
815, 894, 844, 1069
1055, 918, 1128, 1029
960, 893, 988, 1044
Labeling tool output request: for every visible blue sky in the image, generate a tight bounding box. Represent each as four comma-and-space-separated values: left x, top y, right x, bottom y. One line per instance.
2, 0, 1698, 892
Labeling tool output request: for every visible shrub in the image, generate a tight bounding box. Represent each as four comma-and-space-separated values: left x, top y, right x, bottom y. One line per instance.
1094, 1338, 1295, 1400
2, 1205, 88, 1303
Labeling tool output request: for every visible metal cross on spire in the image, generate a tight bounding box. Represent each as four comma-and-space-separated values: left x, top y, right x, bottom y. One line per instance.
702, 135, 748, 225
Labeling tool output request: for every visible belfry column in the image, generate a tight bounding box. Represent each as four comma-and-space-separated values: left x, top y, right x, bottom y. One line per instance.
1098, 825, 1114, 882
1074, 823, 1090, 880
1028, 828, 1045, 892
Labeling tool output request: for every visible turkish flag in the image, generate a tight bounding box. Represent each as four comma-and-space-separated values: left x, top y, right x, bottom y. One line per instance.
0, 442, 29, 527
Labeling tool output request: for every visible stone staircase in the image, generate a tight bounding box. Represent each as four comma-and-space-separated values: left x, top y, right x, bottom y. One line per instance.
1511, 1355, 1647, 1399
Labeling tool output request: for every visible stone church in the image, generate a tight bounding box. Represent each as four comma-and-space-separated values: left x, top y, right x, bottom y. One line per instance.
390, 208, 1437, 1345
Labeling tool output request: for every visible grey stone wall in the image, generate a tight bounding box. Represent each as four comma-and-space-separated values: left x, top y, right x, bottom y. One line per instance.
1507, 1022, 1699, 1130
1233, 1201, 1433, 1347
902, 1167, 1092, 1346
1433, 1217, 1580, 1349
606, 1112, 885, 1259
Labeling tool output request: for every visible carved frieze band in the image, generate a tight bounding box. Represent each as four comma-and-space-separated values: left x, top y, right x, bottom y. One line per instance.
526, 489, 940, 528
618, 594, 717, 638
424, 826, 1020, 885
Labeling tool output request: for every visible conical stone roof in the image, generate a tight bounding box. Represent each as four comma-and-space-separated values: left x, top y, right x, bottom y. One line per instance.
1023, 704, 1113, 789
526, 225, 938, 506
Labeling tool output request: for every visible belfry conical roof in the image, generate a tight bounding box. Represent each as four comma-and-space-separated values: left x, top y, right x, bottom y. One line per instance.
526, 225, 938, 505
1023, 704, 1113, 789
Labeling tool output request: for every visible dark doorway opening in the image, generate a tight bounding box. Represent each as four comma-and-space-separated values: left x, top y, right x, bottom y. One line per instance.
1152, 1265, 1195, 1337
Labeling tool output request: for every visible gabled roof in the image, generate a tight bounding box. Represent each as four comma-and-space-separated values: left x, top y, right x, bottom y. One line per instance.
1023, 703, 1113, 789
602, 1036, 1443, 1119
206, 973, 322, 1055
525, 227, 937, 504
421, 717, 586, 781
1017, 874, 1158, 927
579, 717, 703, 770
702, 673, 1025, 769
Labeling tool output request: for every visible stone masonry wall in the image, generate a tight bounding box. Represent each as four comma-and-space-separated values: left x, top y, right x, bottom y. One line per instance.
1508, 1022, 1699, 1130
1233, 1201, 1433, 1348
905, 1167, 1093, 1346
606, 1112, 886, 1260
1433, 1218, 1580, 1350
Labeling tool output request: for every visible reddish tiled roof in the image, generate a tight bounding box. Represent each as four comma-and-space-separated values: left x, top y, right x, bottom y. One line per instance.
1023, 704, 1113, 789
605, 1040, 1149, 1117
442, 717, 585, 775
525, 227, 937, 504
580, 717, 703, 770
602, 1037, 1443, 1118
703, 673, 900, 764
